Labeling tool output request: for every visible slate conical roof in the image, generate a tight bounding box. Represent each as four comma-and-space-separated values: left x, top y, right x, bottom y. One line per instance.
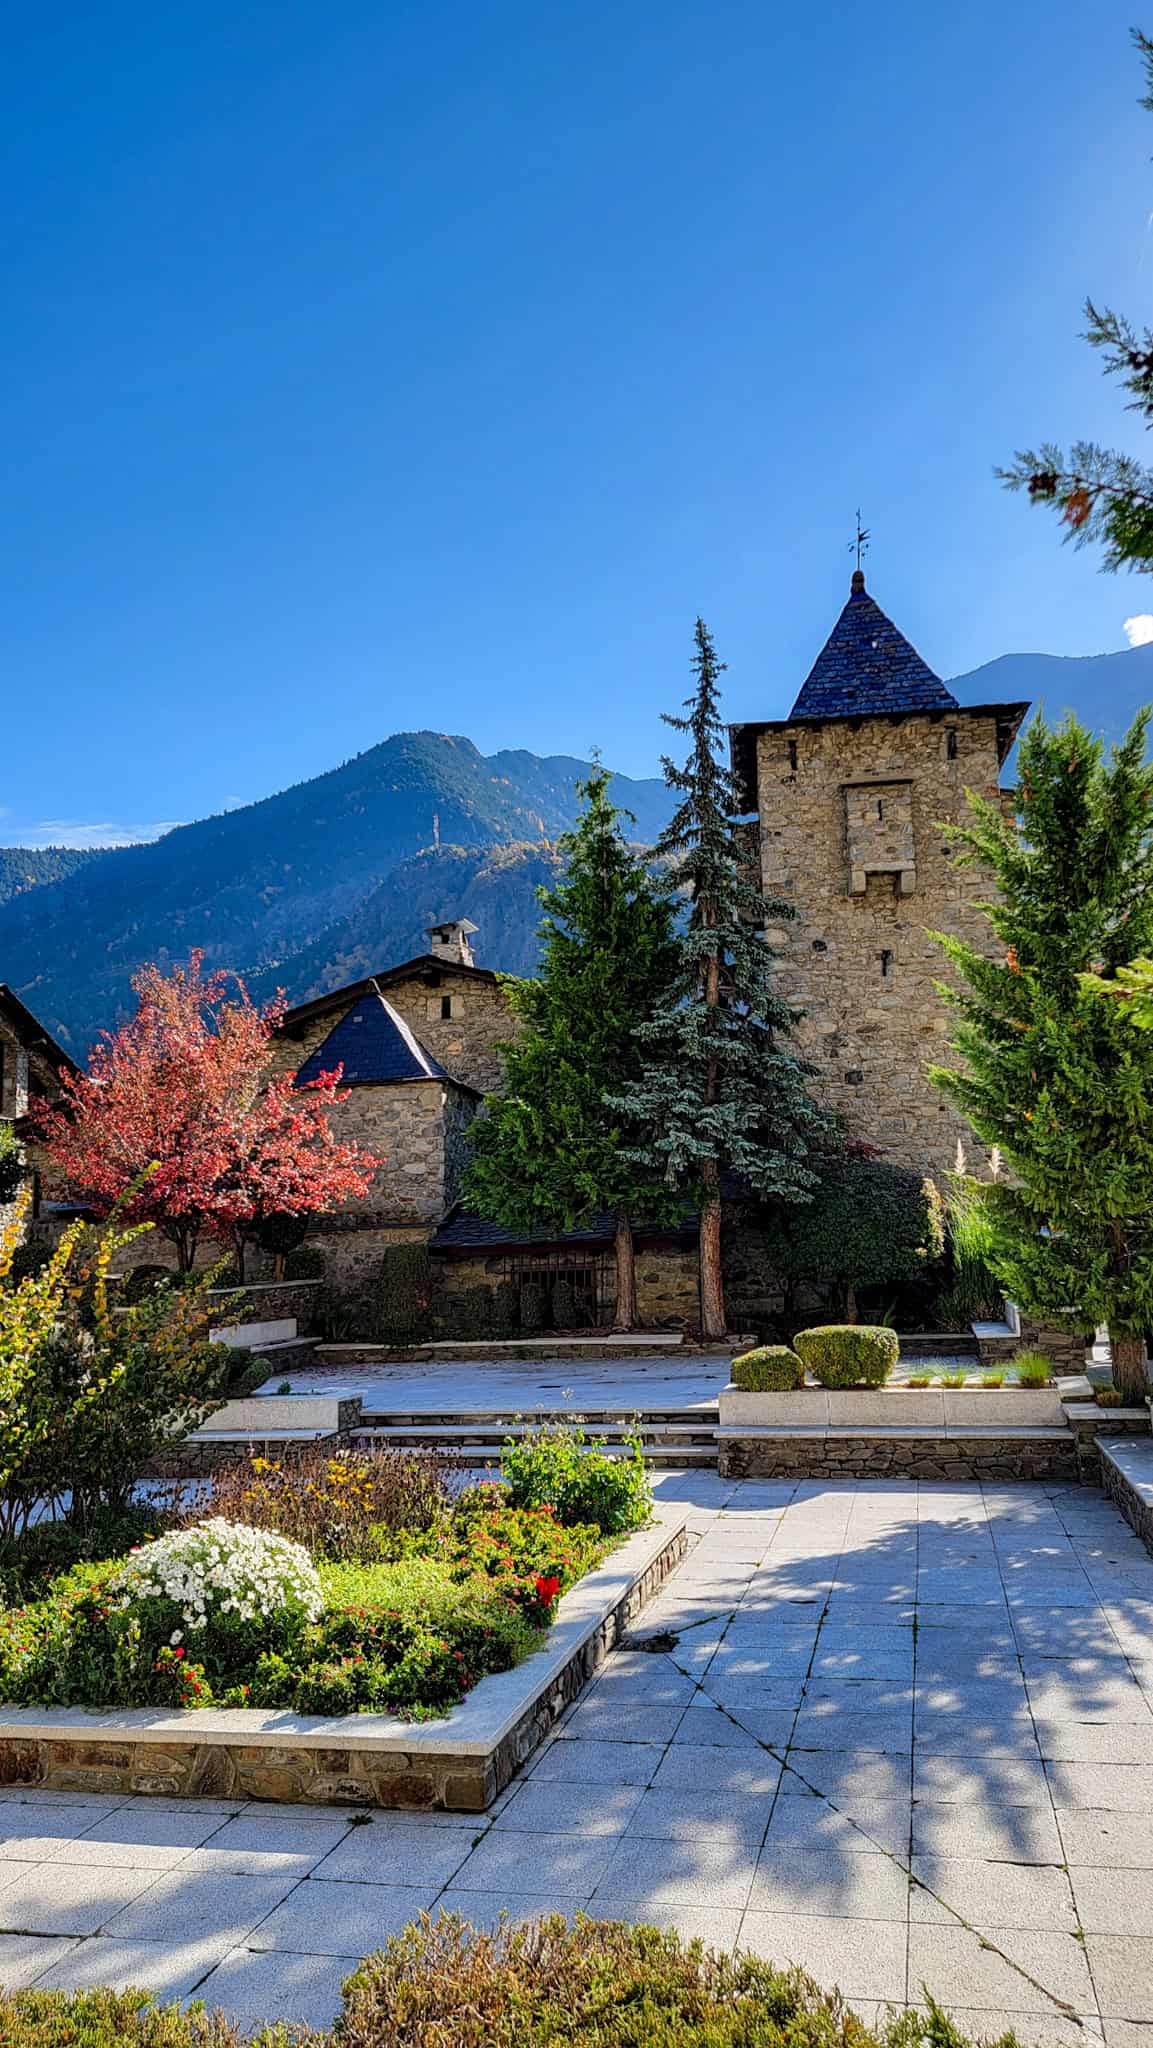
294, 988, 449, 1089
789, 571, 959, 721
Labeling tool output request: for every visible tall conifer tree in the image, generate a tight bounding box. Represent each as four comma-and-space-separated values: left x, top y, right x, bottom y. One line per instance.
617, 620, 827, 1340
930, 709, 1153, 1401
463, 765, 681, 1330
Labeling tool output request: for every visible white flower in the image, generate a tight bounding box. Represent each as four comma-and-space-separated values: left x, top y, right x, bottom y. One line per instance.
109, 1519, 323, 1634
169, 1631, 183, 1646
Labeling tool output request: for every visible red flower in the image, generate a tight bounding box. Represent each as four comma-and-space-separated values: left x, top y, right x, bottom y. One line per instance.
535, 1575, 561, 1605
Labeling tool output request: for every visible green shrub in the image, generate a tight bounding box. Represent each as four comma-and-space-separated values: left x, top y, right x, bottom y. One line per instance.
119, 1264, 178, 1306
0, 1988, 241, 2048
0, 1941, 1024, 2048
0, 1124, 26, 1205
730, 1346, 804, 1392
283, 1244, 324, 1281
362, 1244, 435, 1345
1096, 1386, 1125, 1407
337, 1912, 996, 2048
501, 1423, 651, 1535
794, 1324, 899, 1388
758, 1155, 942, 1324
198, 1446, 454, 1562
936, 1370, 967, 1388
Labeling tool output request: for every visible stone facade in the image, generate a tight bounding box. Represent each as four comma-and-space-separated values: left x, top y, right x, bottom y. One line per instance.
0, 988, 76, 1240
385, 972, 517, 1097
747, 708, 1007, 1174
273, 964, 518, 1101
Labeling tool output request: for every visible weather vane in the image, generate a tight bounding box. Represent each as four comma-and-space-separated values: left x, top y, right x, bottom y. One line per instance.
850, 510, 870, 572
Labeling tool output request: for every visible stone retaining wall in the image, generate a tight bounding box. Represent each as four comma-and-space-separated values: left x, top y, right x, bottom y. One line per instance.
1100, 1439, 1153, 1557
719, 1432, 1083, 1483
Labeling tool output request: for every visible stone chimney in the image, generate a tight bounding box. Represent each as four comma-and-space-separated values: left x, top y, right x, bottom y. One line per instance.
426, 918, 478, 967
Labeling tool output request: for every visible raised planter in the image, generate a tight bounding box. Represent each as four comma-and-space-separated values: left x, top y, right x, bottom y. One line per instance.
0, 1510, 687, 1813
716, 1378, 1079, 1481
718, 1383, 1065, 1429
145, 1397, 365, 1476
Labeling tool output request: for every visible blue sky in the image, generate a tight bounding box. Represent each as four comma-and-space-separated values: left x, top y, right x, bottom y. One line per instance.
3, 0, 1151, 844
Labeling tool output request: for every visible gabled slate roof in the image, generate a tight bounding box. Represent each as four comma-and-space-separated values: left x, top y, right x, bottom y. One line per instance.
293, 988, 455, 1090
789, 572, 959, 722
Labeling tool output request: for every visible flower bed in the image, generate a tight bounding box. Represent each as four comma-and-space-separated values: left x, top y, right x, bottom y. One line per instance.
0, 1427, 651, 1724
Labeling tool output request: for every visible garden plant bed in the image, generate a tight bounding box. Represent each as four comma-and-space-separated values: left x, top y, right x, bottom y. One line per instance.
0, 1508, 685, 1811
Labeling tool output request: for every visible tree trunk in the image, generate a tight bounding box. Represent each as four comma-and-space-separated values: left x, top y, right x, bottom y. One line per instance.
844, 1281, 858, 1324
612, 1212, 639, 1332
699, 1166, 726, 1340
1109, 1328, 1148, 1405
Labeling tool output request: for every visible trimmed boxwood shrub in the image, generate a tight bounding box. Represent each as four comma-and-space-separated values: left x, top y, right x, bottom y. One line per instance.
731, 1345, 805, 1392
794, 1323, 899, 1388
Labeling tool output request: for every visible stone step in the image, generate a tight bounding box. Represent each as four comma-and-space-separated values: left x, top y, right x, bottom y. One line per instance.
355, 1421, 718, 1447
348, 1434, 718, 1469
898, 1332, 981, 1359
358, 1406, 720, 1428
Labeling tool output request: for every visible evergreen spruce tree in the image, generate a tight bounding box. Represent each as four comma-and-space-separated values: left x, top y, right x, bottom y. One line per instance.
930, 708, 1153, 1401
463, 764, 681, 1330
617, 619, 828, 1340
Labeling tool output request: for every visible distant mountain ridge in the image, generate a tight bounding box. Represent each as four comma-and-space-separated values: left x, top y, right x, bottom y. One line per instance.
0, 733, 670, 1056
0, 846, 105, 909
4, 645, 1153, 1059
948, 643, 1153, 755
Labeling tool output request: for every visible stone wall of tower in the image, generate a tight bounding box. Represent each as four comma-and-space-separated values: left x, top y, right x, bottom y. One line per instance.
753, 709, 1003, 1175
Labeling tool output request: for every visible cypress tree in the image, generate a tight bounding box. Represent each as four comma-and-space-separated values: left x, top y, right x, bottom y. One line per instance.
463, 764, 681, 1330
617, 619, 828, 1340
930, 708, 1153, 1401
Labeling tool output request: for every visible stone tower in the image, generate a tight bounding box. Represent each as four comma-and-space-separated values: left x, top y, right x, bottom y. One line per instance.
729, 571, 1028, 1174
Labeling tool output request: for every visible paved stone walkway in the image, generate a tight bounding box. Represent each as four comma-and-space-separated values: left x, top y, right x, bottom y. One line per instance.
3, 1471, 1153, 2041
277, 1353, 735, 1411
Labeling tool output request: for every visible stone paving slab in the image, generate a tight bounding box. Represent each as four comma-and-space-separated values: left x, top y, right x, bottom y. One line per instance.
4, 1469, 1153, 2036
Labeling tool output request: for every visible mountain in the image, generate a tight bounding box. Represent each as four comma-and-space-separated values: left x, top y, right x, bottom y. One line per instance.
0, 734, 670, 1056
0, 846, 105, 909
254, 841, 566, 1005
948, 643, 1153, 755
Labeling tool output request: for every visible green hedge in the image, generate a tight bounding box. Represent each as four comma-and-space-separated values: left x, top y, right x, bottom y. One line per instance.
794, 1324, 899, 1388
730, 1345, 804, 1392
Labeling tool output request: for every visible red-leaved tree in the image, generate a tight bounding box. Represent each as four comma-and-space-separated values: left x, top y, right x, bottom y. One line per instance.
35, 954, 378, 1276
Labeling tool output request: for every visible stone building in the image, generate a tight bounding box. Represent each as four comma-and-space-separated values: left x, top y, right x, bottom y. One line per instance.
0, 985, 77, 1233
273, 922, 513, 1287
0, 984, 77, 1127
730, 570, 1028, 1175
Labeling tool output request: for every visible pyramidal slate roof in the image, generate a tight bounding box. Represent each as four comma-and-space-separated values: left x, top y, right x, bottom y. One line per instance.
294, 988, 450, 1089
789, 571, 960, 722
